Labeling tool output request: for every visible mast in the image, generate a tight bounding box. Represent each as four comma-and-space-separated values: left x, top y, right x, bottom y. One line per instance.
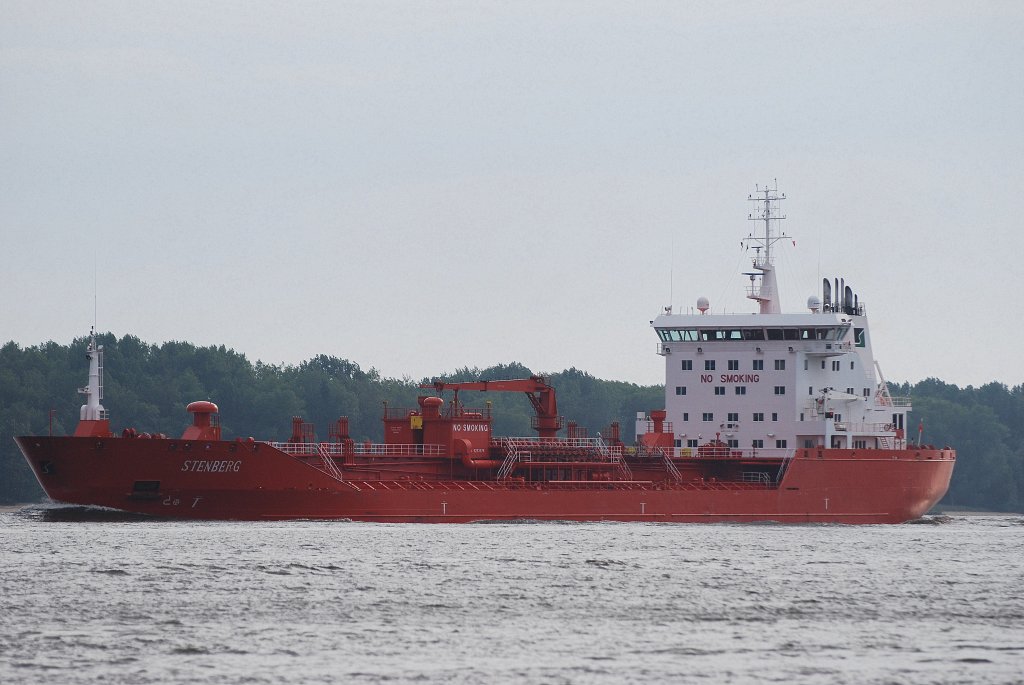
78, 328, 107, 422
743, 181, 791, 314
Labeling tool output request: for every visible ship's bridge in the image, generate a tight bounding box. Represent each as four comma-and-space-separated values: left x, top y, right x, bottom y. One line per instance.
653, 313, 864, 358
655, 323, 851, 342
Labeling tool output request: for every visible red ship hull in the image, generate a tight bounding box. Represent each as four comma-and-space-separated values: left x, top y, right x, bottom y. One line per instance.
16, 436, 954, 523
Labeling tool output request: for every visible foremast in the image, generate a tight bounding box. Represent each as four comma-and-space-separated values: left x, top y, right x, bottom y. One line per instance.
74, 328, 111, 437
743, 182, 791, 314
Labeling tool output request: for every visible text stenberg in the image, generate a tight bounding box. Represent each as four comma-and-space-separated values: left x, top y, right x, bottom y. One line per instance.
181, 460, 242, 473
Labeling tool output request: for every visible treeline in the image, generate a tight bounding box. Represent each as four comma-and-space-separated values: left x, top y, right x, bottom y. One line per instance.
888, 379, 1024, 512
1, 334, 1021, 512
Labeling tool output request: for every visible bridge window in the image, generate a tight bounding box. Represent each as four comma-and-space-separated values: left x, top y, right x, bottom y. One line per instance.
697, 329, 745, 341
659, 329, 700, 342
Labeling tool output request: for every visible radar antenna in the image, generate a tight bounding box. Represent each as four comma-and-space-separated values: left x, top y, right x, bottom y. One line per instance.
742, 180, 792, 314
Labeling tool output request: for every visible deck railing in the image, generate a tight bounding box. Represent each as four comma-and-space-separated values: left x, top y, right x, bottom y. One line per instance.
269, 440, 797, 462
269, 442, 446, 457
497, 436, 622, 454
692, 447, 795, 460
833, 421, 903, 434
876, 395, 912, 407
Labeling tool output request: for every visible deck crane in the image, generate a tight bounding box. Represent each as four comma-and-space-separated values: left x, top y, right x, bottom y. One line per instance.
421, 375, 565, 439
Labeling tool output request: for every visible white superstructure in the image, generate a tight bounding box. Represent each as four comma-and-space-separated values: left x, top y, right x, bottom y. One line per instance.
647, 186, 910, 456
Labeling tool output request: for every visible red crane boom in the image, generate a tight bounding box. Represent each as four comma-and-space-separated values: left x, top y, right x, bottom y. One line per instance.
421, 375, 565, 439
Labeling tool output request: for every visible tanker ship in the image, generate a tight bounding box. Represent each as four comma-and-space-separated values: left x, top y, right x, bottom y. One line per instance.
15, 186, 954, 522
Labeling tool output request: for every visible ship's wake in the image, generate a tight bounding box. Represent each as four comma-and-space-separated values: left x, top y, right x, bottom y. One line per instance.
14, 502, 153, 522
904, 514, 956, 525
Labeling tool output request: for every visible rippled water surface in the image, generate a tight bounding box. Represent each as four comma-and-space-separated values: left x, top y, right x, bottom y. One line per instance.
1, 508, 1022, 684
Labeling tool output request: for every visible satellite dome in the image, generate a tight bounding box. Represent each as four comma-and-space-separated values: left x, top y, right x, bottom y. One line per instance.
697, 296, 710, 314
807, 295, 821, 312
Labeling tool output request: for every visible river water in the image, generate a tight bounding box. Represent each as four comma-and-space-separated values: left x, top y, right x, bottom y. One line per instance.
1, 507, 1021, 685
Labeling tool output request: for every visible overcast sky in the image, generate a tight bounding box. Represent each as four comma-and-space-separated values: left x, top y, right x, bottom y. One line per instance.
2, 1, 1021, 388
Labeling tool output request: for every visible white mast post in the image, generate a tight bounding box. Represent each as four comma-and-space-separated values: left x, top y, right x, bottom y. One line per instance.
743, 181, 791, 314
78, 327, 107, 422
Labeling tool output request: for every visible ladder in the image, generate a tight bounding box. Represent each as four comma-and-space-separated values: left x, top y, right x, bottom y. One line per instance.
616, 452, 633, 480
610, 449, 633, 481
659, 448, 683, 482
317, 443, 346, 481
596, 436, 632, 480
497, 438, 521, 480
875, 361, 894, 406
